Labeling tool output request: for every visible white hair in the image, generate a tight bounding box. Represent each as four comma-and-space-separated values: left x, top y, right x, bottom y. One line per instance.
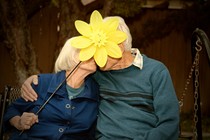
104, 16, 132, 51
54, 38, 80, 73
55, 17, 131, 72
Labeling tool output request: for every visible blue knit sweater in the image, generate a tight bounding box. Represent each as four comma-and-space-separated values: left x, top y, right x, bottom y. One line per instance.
93, 55, 180, 140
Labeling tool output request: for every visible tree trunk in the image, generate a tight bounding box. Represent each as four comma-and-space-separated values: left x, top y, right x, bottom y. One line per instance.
57, 0, 85, 48
54, 0, 95, 60
0, 0, 39, 85
103, 0, 114, 16
56, 0, 112, 49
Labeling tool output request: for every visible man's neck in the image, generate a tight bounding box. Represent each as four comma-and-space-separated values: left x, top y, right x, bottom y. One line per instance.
111, 51, 134, 70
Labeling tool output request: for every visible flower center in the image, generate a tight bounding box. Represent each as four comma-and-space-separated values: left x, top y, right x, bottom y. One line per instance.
91, 30, 107, 47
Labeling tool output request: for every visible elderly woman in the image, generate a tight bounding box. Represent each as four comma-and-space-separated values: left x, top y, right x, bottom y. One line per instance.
3, 38, 99, 140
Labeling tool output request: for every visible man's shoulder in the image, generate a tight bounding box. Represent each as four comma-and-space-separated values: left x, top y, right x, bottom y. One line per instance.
142, 54, 167, 70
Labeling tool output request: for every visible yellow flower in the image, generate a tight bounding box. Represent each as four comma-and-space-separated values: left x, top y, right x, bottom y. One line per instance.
71, 10, 127, 67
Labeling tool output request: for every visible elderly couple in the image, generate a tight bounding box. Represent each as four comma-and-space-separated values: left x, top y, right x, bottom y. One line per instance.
4, 10, 179, 140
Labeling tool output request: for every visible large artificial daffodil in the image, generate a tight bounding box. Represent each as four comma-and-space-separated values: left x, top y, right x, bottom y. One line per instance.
71, 10, 127, 67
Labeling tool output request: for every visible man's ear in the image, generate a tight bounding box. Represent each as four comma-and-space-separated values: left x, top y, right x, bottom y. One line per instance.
119, 43, 125, 54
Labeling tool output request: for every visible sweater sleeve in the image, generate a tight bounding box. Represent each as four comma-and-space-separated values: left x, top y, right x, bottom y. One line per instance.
143, 64, 180, 140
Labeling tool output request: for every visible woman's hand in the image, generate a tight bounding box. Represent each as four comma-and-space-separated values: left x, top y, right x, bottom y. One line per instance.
10, 112, 38, 131
21, 75, 38, 102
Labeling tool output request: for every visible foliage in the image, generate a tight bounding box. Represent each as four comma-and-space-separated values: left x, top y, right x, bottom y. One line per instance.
50, 0, 143, 17
111, 0, 143, 17
51, 0, 59, 7
135, 1, 210, 48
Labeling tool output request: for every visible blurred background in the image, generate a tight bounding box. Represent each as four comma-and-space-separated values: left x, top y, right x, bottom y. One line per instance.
0, 0, 209, 138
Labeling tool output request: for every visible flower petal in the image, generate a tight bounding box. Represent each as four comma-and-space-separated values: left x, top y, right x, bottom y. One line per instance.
94, 47, 107, 67
71, 36, 92, 49
103, 18, 119, 33
75, 20, 92, 37
90, 10, 103, 31
71, 10, 127, 67
107, 31, 127, 44
105, 42, 122, 58
79, 45, 96, 61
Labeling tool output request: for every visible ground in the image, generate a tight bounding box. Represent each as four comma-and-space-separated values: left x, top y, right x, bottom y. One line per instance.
179, 113, 210, 140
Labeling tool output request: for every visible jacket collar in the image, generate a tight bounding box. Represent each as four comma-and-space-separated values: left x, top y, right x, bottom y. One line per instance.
47, 71, 98, 101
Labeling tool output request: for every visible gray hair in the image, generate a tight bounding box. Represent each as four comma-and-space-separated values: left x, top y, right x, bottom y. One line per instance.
54, 38, 80, 73
54, 17, 132, 72
104, 16, 132, 51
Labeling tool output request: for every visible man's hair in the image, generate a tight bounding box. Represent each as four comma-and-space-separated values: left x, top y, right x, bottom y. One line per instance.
54, 38, 80, 73
104, 16, 132, 51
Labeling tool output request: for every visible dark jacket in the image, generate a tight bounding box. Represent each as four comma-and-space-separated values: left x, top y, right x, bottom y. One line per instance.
4, 71, 99, 140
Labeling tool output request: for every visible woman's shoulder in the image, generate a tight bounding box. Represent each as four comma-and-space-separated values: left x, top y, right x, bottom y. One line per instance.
33, 71, 66, 94
38, 71, 65, 82
38, 73, 55, 79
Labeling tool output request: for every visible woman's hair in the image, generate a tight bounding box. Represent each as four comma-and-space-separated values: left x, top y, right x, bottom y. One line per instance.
54, 38, 80, 73
104, 16, 132, 51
